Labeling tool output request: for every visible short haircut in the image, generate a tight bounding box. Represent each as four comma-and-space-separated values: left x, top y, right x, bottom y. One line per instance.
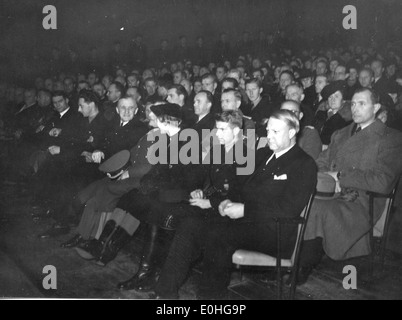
286, 82, 304, 94
174, 70, 187, 78
64, 77, 74, 84
158, 79, 172, 89
144, 77, 157, 85
216, 65, 228, 72
359, 67, 374, 78
353, 87, 380, 105
201, 73, 217, 84
197, 90, 214, 104
78, 80, 89, 87
270, 109, 300, 134
215, 110, 243, 129
371, 59, 383, 67
228, 68, 241, 77
78, 89, 100, 106
118, 96, 137, 108
168, 84, 188, 100
25, 88, 37, 96
93, 82, 106, 90
336, 64, 347, 71
222, 77, 239, 89
222, 88, 242, 102
245, 78, 262, 88
111, 81, 126, 96
193, 77, 202, 85
281, 100, 301, 112
252, 68, 264, 76
316, 74, 329, 81
52, 90, 68, 100
37, 89, 52, 98
279, 70, 295, 81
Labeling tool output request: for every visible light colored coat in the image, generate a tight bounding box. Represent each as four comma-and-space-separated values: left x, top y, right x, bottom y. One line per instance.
304, 120, 402, 260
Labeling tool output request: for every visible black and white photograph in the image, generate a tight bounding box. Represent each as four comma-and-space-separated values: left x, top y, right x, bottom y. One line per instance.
0, 0, 402, 301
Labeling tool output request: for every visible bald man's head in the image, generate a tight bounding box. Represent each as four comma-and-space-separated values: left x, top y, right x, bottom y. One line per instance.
280, 100, 303, 121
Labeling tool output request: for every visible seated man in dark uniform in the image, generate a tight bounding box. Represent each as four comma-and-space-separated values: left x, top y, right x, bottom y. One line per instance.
60, 105, 159, 249
153, 110, 252, 299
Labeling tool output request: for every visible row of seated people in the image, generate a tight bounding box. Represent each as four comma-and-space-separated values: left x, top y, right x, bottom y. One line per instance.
2, 54, 401, 159
0, 45, 402, 298
21, 88, 399, 299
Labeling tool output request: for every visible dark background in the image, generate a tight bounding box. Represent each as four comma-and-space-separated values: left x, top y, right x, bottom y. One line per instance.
0, 0, 401, 80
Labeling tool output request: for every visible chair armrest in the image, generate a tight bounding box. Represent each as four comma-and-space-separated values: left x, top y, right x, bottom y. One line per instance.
272, 217, 304, 225
366, 191, 393, 199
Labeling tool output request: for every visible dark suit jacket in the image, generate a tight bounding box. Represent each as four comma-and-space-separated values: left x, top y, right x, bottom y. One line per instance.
373, 76, 389, 95
192, 113, 216, 137
40, 107, 82, 151
240, 145, 317, 253
14, 103, 41, 135
99, 116, 149, 159
241, 96, 275, 137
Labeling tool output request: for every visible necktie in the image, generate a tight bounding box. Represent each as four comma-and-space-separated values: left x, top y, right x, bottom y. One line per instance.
352, 124, 361, 136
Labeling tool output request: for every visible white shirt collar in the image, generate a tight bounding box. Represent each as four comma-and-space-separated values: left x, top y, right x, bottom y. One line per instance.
197, 114, 207, 122
265, 143, 296, 165
59, 107, 70, 118
274, 143, 296, 159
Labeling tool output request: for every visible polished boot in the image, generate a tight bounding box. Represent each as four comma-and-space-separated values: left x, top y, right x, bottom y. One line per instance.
96, 226, 132, 266
117, 224, 162, 291
75, 220, 116, 260
61, 234, 84, 248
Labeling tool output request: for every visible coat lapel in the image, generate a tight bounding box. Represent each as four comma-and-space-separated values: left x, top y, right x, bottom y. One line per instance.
335, 121, 385, 158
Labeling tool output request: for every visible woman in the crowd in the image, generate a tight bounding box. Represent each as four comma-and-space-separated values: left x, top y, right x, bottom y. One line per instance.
314, 80, 353, 148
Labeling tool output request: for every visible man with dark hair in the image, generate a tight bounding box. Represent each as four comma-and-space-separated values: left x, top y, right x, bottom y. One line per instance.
64, 77, 78, 108
242, 78, 274, 137
166, 84, 197, 128
300, 88, 402, 284
201, 73, 221, 114
144, 78, 159, 104
371, 59, 389, 95
104, 82, 125, 122
215, 65, 228, 83
92, 82, 108, 105
221, 89, 255, 134
192, 90, 216, 137
30, 90, 81, 211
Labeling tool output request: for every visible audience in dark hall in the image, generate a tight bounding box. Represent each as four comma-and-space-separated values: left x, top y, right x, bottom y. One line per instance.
1, 26, 402, 300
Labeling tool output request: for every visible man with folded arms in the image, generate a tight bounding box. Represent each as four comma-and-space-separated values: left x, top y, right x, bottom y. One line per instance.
299, 88, 402, 284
